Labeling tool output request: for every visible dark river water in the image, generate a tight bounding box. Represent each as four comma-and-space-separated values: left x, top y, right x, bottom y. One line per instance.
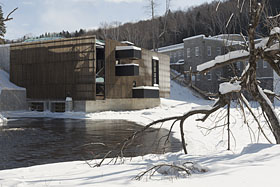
0, 118, 181, 170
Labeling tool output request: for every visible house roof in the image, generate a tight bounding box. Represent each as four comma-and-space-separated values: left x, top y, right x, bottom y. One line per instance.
157, 43, 184, 53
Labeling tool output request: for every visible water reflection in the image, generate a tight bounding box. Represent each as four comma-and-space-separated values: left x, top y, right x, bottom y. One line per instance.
0, 118, 181, 170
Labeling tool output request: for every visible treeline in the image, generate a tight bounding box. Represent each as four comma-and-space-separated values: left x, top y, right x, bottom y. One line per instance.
12, 0, 280, 49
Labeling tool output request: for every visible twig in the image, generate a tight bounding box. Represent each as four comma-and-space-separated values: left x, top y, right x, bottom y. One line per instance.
226, 13, 234, 28
134, 163, 192, 180
239, 94, 273, 144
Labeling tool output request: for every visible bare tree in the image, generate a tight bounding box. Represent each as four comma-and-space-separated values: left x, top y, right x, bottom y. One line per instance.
145, 0, 158, 51
198, 0, 280, 143
145, 0, 172, 50
82, 3, 280, 176
95, 0, 280, 160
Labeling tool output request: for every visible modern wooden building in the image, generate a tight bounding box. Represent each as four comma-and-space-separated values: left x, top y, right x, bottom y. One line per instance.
9, 36, 170, 112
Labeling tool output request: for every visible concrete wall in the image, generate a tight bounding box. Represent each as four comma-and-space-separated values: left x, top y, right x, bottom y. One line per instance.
0, 89, 27, 111
0, 44, 10, 73
74, 98, 160, 112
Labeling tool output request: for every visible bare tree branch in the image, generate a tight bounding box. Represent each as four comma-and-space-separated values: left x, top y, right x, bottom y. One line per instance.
3, 7, 18, 22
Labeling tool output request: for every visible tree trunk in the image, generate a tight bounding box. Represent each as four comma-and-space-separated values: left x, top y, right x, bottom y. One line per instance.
247, 0, 280, 143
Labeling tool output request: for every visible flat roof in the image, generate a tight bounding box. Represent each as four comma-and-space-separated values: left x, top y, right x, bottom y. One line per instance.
157, 43, 184, 53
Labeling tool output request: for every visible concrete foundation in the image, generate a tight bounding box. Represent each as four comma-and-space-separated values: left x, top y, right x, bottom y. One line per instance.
74, 98, 160, 112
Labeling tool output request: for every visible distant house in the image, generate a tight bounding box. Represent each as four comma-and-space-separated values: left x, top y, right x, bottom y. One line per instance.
157, 43, 184, 64
4, 36, 170, 112
158, 34, 273, 94
157, 43, 184, 74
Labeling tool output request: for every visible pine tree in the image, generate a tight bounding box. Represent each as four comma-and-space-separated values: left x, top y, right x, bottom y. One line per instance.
0, 6, 6, 38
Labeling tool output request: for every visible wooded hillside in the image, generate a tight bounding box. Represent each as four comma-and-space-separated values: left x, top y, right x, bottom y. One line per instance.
28, 0, 280, 49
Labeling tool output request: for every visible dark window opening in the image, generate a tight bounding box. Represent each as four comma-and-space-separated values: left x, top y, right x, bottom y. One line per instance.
96, 48, 105, 99
152, 58, 159, 86
51, 102, 65, 113
29, 102, 44, 112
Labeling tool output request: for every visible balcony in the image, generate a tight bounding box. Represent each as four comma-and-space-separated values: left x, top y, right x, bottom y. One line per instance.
115, 64, 139, 76
132, 86, 159, 98
115, 46, 142, 60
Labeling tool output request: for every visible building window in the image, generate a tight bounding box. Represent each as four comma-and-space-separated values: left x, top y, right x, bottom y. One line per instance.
187, 48, 190, 58
217, 47, 221, 55
182, 50, 184, 58
195, 47, 199, 57
178, 51, 181, 59
263, 61, 268, 68
256, 61, 259, 69
236, 61, 241, 71
196, 74, 200, 81
207, 72, 212, 80
207, 46, 211, 56
152, 58, 159, 86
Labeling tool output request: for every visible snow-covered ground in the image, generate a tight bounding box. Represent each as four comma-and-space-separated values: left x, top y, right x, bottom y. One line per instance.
0, 80, 279, 186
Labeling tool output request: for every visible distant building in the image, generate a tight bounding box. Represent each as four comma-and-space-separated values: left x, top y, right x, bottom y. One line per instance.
158, 34, 273, 94
157, 43, 184, 74
157, 43, 184, 64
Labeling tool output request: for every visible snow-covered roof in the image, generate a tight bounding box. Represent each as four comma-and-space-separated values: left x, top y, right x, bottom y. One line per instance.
121, 41, 135, 46
115, 63, 139, 67
183, 34, 206, 41
96, 39, 105, 46
152, 56, 159, 61
157, 43, 184, 53
171, 59, 184, 65
132, 86, 159, 90
183, 34, 245, 47
115, 46, 141, 51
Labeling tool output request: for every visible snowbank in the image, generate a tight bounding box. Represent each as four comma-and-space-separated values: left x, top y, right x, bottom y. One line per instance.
0, 80, 278, 186
0, 144, 279, 187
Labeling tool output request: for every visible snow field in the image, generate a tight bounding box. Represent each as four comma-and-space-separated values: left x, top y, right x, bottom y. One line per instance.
0, 80, 279, 186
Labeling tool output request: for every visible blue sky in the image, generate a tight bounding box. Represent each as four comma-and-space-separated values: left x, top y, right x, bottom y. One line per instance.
1, 0, 213, 40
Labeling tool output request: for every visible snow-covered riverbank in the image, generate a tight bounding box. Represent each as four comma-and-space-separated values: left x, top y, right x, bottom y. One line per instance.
0, 81, 279, 186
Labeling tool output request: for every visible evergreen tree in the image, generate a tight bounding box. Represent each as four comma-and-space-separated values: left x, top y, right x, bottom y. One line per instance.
0, 6, 6, 38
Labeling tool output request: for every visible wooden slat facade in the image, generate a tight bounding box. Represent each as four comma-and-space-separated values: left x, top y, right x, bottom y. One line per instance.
9, 36, 170, 102
10, 36, 96, 100
104, 39, 170, 99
